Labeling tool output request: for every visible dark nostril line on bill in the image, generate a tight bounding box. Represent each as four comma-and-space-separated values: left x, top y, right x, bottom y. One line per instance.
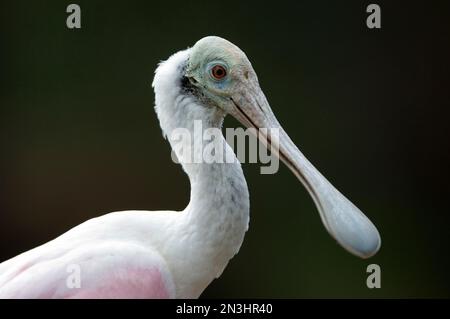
255, 98, 266, 115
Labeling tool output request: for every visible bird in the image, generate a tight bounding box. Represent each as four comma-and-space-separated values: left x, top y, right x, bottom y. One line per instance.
0, 36, 380, 299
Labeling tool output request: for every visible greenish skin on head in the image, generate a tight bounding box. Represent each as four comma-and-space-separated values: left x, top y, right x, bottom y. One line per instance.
185, 36, 259, 114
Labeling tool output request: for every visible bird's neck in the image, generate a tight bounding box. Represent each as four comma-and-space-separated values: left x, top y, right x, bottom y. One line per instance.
180, 115, 250, 239
170, 106, 251, 298
154, 69, 250, 296
165, 99, 250, 254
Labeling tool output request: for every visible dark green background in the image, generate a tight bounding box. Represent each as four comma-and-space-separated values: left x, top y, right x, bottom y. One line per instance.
1, 1, 449, 297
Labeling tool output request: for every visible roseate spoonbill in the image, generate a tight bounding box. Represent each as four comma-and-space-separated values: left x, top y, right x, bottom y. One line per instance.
0, 36, 380, 299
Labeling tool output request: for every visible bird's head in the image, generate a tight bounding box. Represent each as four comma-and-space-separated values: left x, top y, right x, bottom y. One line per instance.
184, 36, 271, 129
153, 36, 381, 259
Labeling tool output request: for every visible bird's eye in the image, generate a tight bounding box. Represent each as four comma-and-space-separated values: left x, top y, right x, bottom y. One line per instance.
211, 65, 227, 80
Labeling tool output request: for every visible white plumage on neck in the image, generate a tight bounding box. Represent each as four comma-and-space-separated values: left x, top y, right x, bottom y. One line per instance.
152, 49, 250, 298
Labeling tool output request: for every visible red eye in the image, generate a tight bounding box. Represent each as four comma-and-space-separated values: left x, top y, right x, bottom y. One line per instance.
211, 65, 227, 80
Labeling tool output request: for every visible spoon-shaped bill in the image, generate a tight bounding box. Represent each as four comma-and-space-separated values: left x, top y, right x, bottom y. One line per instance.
277, 128, 381, 258
230, 88, 381, 259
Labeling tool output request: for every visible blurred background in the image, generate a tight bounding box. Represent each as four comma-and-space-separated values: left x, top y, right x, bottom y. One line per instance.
1, 0, 449, 298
